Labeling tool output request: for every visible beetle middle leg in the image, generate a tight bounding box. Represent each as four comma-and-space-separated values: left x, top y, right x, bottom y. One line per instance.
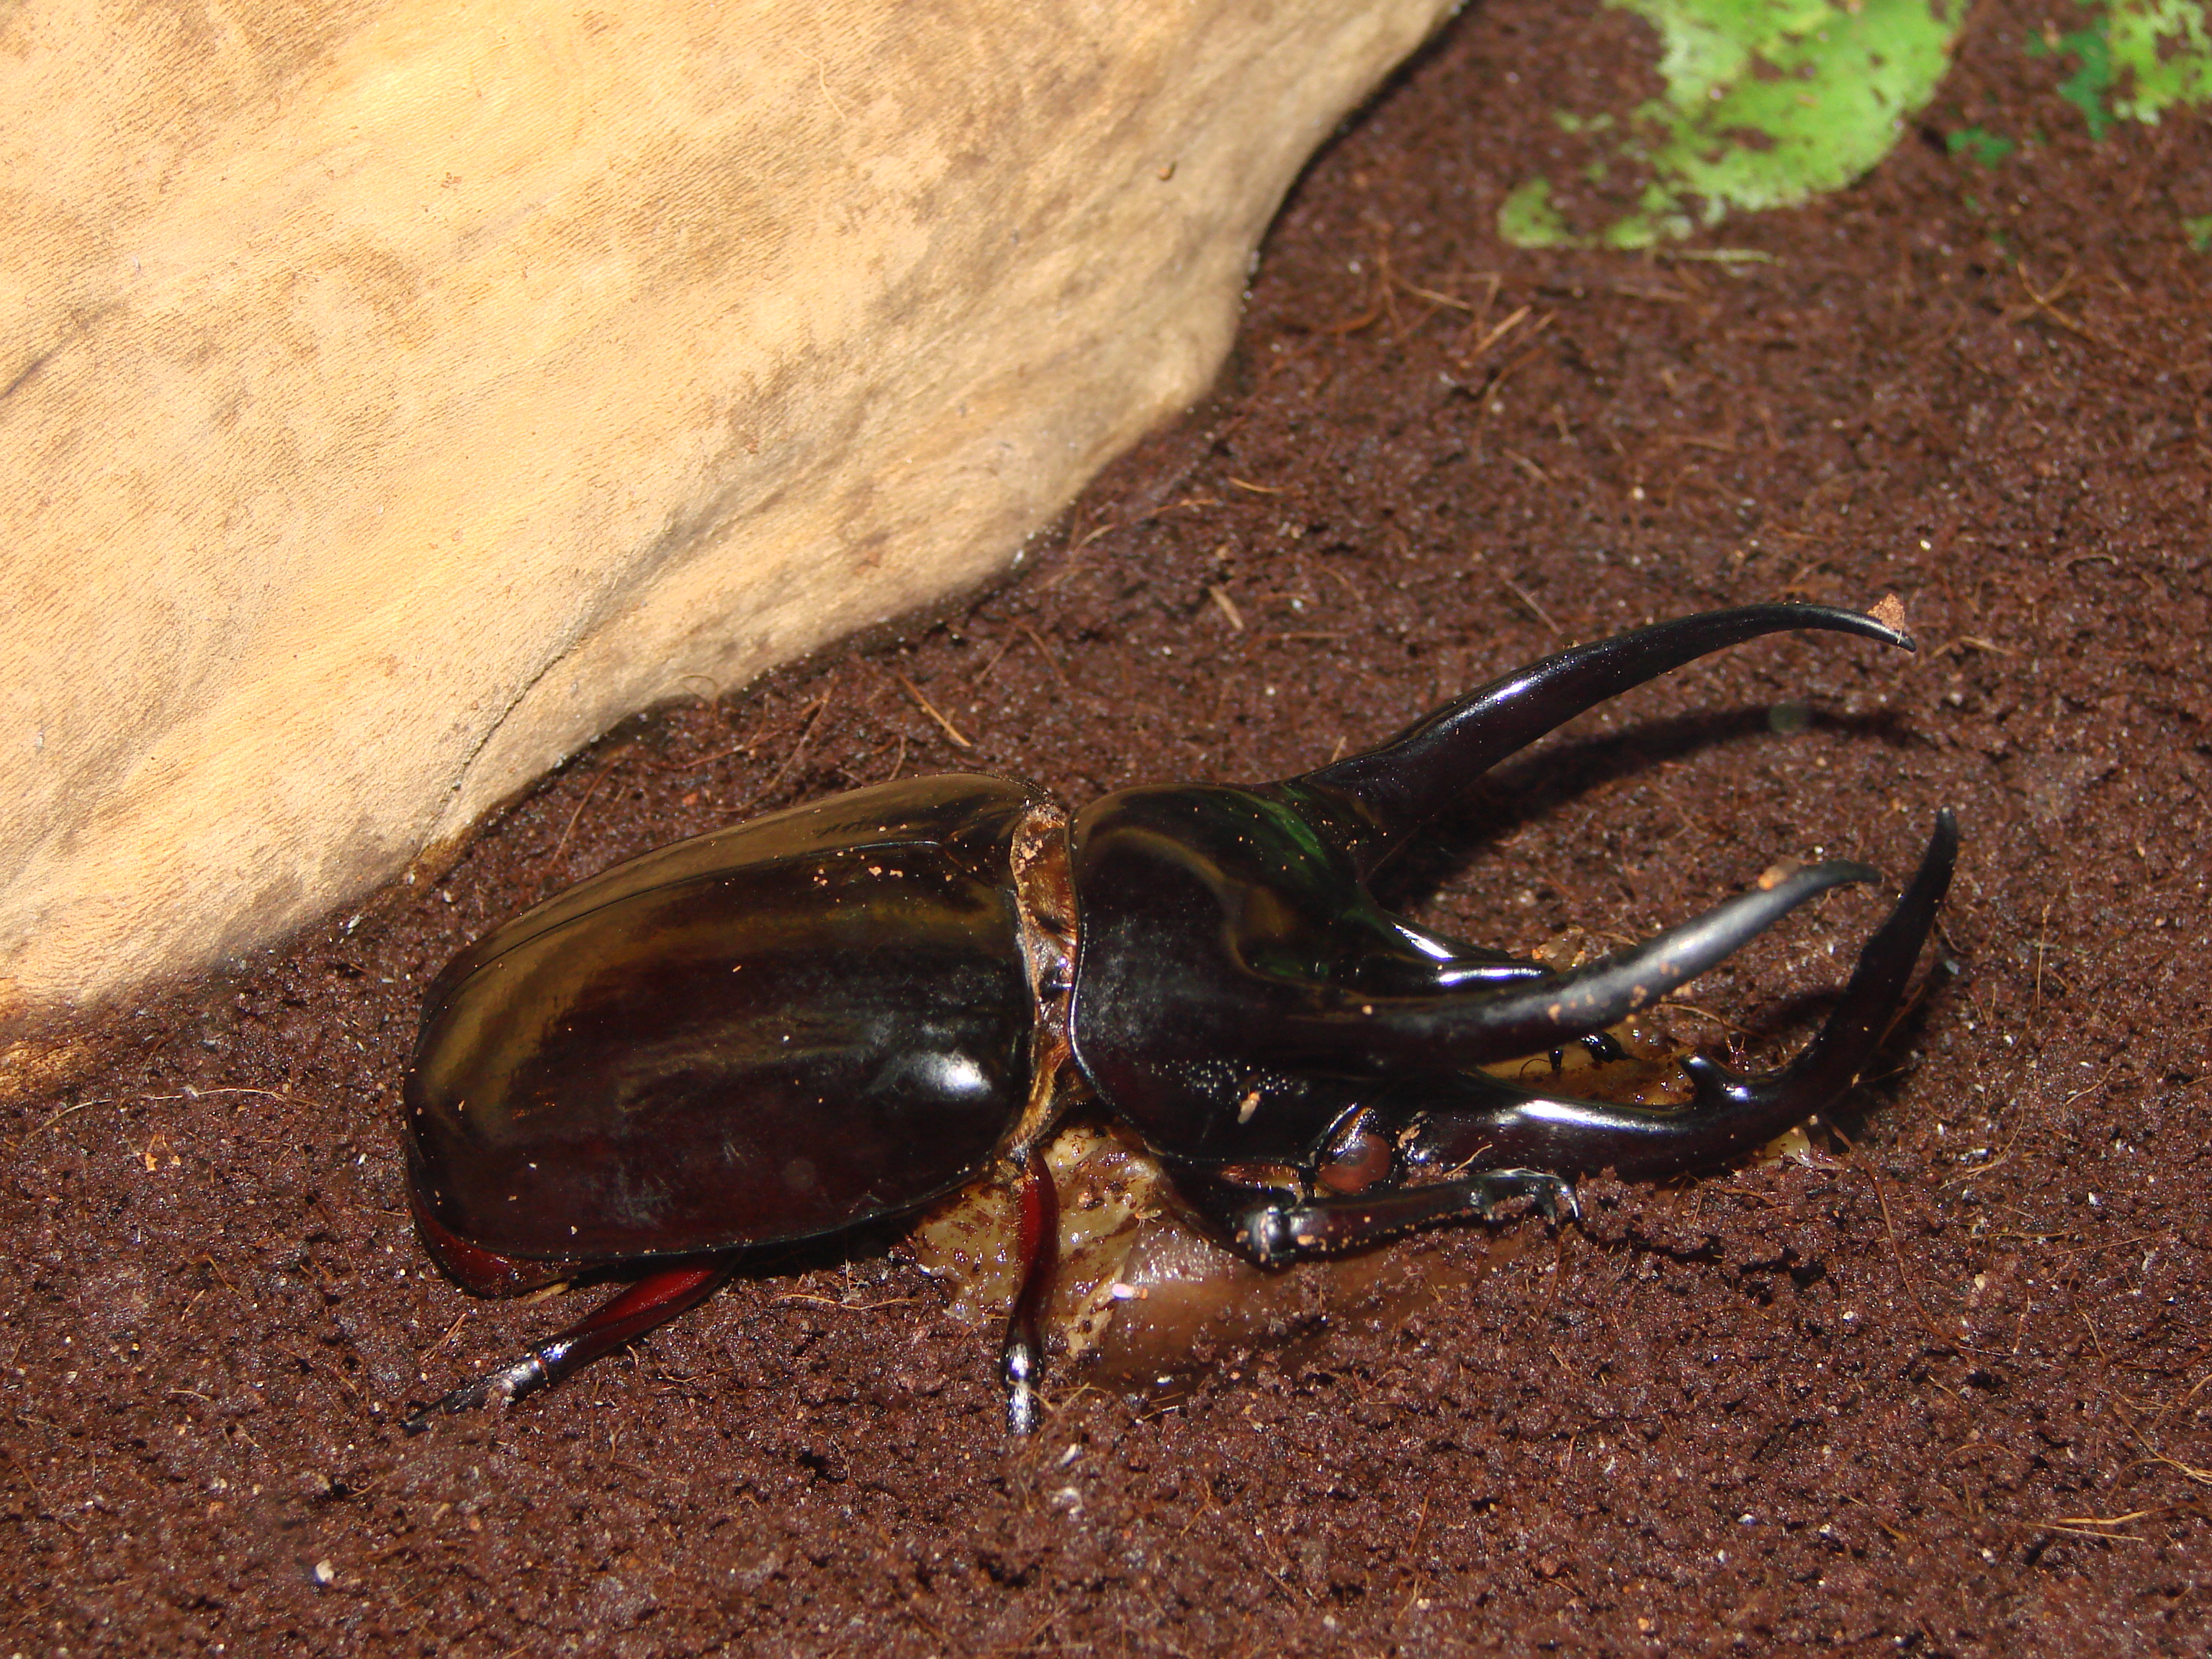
1000, 1141, 1061, 1435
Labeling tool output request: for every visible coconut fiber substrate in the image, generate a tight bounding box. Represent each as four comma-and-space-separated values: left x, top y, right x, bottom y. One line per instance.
6, 1, 2211, 1654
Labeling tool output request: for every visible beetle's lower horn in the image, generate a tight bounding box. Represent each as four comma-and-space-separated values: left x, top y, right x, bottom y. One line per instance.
1401, 812, 1957, 1179
1290, 854, 1881, 1070
1295, 603, 1913, 874
1674, 808, 1959, 1136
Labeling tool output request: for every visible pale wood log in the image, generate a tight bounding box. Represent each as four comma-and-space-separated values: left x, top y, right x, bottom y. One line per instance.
0, 0, 1452, 1030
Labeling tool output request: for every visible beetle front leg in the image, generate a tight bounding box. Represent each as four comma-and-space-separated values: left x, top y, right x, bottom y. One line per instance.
403, 1259, 732, 1432
1175, 1165, 1576, 1272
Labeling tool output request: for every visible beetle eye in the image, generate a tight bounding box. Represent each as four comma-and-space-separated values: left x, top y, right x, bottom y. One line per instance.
1316, 1124, 1393, 1195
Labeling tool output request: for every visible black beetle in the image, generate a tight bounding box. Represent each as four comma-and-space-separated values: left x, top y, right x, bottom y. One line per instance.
403, 603, 1956, 1432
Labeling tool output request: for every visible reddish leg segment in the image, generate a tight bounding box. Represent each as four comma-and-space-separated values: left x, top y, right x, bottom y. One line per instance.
403, 1260, 732, 1432
1000, 1143, 1061, 1435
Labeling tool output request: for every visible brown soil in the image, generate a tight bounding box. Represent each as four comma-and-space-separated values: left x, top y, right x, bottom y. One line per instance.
7, 2, 2210, 1653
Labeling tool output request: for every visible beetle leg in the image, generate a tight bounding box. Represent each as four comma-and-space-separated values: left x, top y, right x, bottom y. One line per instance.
408, 1182, 580, 1295
1001, 1141, 1061, 1436
1177, 1164, 1576, 1271
1405, 811, 1958, 1180
403, 1259, 731, 1433
1295, 603, 1913, 875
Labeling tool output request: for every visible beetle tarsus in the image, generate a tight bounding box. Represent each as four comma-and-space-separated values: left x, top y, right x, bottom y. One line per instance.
401, 1350, 553, 1434
1675, 807, 1959, 1130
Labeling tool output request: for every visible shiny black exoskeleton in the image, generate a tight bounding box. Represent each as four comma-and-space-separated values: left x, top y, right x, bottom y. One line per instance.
403, 603, 1957, 1433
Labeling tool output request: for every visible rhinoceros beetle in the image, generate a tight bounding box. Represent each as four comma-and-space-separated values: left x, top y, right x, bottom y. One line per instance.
402, 602, 1956, 1433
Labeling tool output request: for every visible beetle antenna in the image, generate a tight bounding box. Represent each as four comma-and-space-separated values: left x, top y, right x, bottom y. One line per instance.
1292, 603, 1912, 874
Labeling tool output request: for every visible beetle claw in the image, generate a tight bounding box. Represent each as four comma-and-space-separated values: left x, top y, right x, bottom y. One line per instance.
408, 1262, 732, 1433
1530, 1173, 1581, 1224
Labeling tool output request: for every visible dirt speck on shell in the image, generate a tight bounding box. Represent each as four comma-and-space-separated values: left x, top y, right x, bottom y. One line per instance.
7, 3, 2211, 1653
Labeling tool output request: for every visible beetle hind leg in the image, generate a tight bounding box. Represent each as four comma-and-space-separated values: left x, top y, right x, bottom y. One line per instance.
403, 1259, 732, 1433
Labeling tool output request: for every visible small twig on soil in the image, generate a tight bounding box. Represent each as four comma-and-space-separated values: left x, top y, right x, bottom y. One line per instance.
770, 1294, 920, 1312
1653, 1001, 1751, 1035
1038, 516, 1123, 592
1840, 1491, 1913, 1547
892, 670, 973, 750
418, 1309, 472, 1366
2046, 1231, 2171, 1259
541, 745, 637, 880
1452, 302, 1532, 364
282, 1341, 370, 1409
1938, 1131, 2020, 1190
969, 635, 1018, 685
1403, 280, 1475, 312
2000, 264, 2144, 361
12, 1084, 301, 1151
12, 1097, 106, 1147
2031, 896, 2055, 1019
2037, 1515, 2152, 1542
1017, 623, 1069, 685
1374, 238, 1408, 345
734, 690, 833, 810
2059, 1063, 2120, 1113
2146, 1452, 2212, 1488
1496, 572, 1559, 635
625, 739, 756, 777
2148, 1364, 2212, 1439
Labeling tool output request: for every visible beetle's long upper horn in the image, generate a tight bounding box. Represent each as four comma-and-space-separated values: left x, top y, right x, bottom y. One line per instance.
1292, 603, 1913, 876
